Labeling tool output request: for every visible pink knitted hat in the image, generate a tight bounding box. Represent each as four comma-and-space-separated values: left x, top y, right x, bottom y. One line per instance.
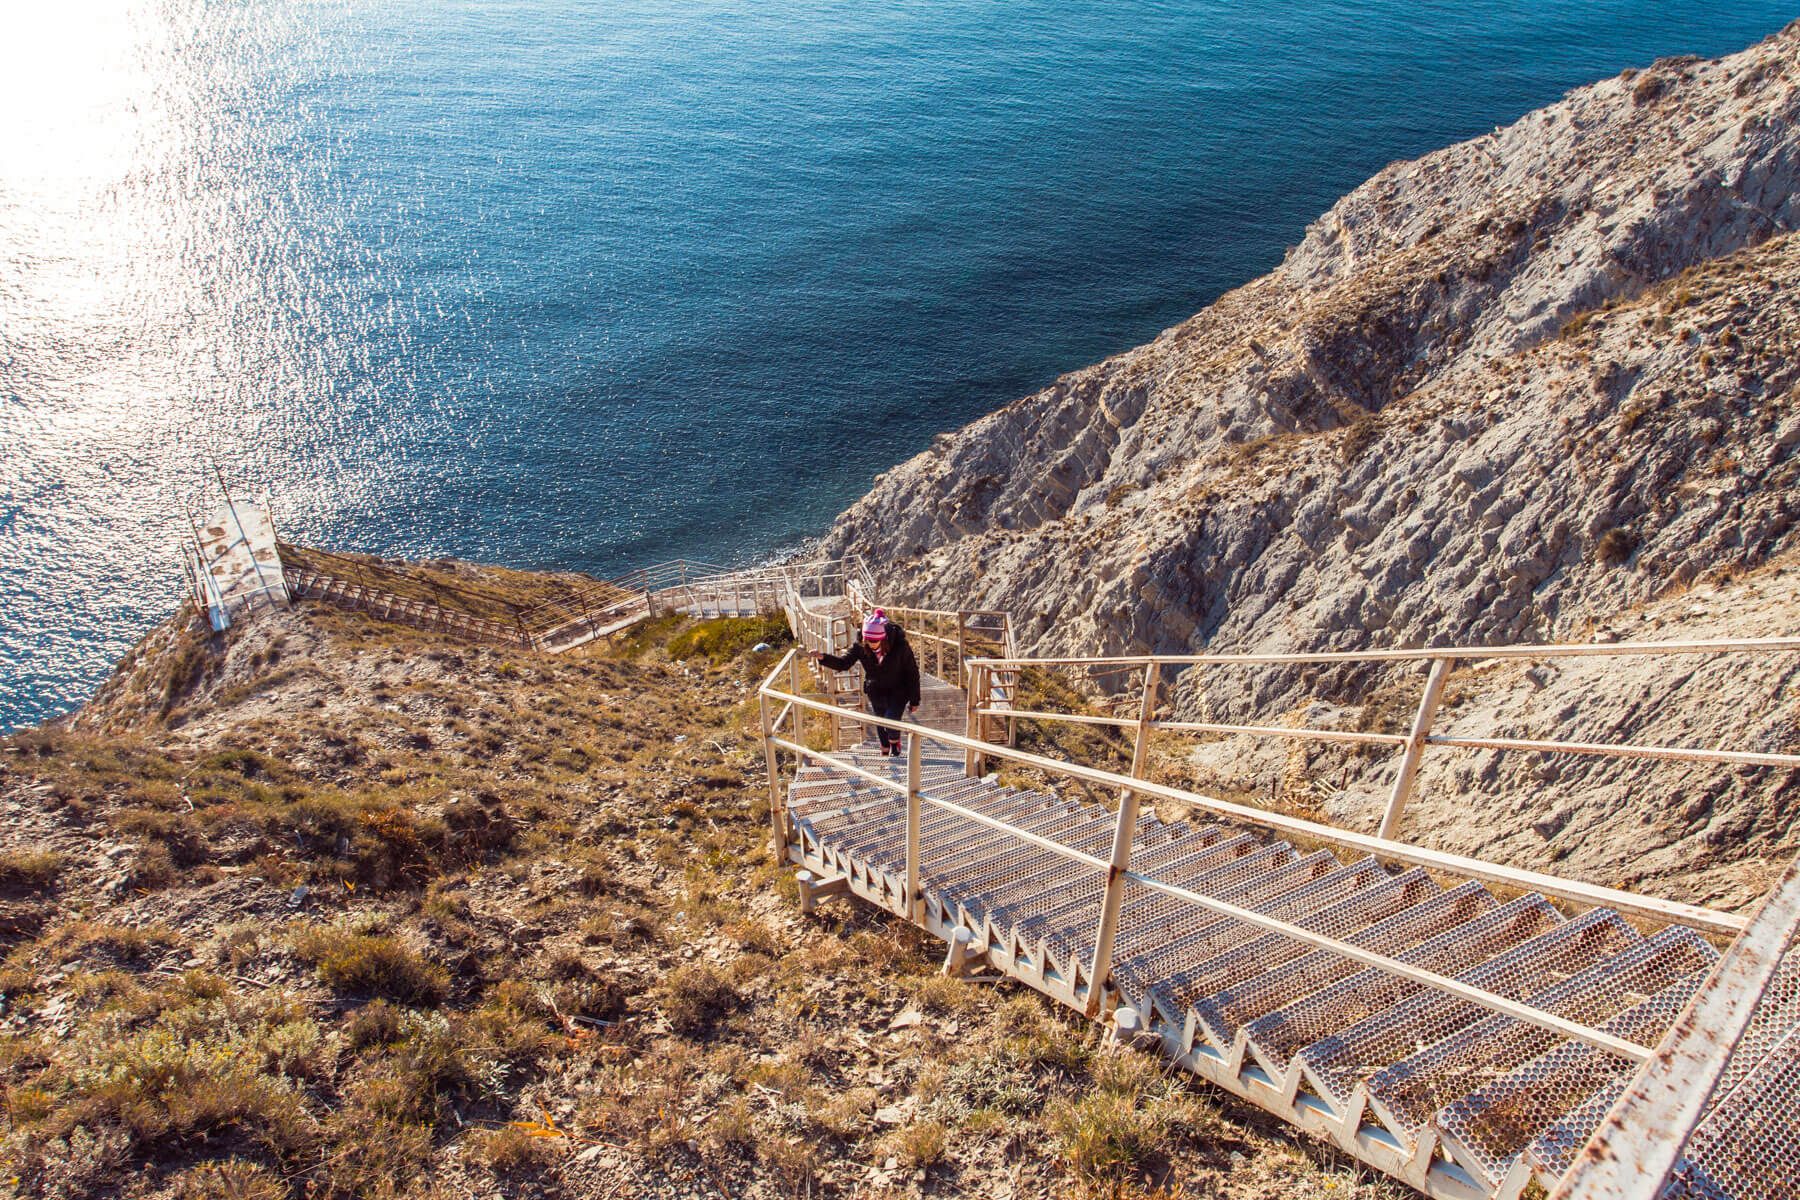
862, 610, 887, 642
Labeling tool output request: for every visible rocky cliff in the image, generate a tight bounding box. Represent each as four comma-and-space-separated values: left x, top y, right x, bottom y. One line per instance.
822, 25, 1800, 676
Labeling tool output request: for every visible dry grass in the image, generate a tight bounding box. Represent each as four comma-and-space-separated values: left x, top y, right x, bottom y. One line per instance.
292, 924, 450, 1006
0, 578, 1349, 1200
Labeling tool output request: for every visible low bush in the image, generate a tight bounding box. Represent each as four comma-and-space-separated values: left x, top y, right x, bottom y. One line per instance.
292, 927, 449, 1006
472, 1123, 557, 1172
0, 851, 64, 891
20, 996, 321, 1161
882, 1117, 949, 1168
1047, 1090, 1162, 1184
657, 963, 739, 1034
667, 615, 791, 665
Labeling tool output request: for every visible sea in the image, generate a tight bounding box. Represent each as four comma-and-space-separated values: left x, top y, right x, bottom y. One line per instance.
2, 0, 1794, 732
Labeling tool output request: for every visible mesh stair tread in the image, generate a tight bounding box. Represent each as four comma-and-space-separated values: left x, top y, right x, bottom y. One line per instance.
1363, 925, 1718, 1140
1296, 906, 1644, 1112
1435, 969, 1714, 1187
1139, 864, 1439, 1019
1242, 893, 1564, 1076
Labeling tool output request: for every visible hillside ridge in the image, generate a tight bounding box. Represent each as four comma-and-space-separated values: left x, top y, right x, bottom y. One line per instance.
820, 23, 1800, 672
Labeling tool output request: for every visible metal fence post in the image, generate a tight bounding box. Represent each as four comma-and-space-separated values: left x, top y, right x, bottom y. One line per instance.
762, 692, 783, 856
789, 654, 806, 749
1086, 665, 1161, 1017
905, 731, 923, 921
830, 672, 843, 753
1379, 656, 1453, 841
964, 664, 982, 776
974, 665, 994, 776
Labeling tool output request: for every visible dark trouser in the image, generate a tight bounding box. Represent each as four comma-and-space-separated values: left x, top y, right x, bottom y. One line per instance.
870, 695, 908, 752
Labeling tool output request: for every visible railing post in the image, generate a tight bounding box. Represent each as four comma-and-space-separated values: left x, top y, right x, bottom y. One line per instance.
964, 664, 981, 776
789, 654, 806, 748
762, 692, 784, 857
970, 665, 992, 776
1379, 656, 1453, 841
1086, 665, 1160, 1017
905, 730, 923, 921
830, 671, 842, 752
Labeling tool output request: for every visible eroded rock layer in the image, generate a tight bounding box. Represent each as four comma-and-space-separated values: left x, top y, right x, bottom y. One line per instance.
822, 27, 1800, 678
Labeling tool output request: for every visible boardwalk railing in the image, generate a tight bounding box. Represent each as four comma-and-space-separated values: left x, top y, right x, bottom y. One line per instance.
962, 639, 1800, 842
758, 632, 1800, 1200
285, 546, 859, 652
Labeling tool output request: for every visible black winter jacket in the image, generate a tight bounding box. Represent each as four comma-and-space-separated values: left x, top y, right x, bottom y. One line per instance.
819, 625, 922, 708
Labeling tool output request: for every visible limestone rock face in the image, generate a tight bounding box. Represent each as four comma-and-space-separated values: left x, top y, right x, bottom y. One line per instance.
820, 25, 1800, 711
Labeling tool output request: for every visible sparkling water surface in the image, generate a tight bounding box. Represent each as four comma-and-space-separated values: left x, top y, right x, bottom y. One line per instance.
3, 0, 1794, 730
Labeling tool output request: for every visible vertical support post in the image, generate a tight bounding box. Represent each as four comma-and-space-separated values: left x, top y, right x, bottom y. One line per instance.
830, 671, 843, 753
935, 613, 944, 678
905, 728, 923, 921
942, 926, 974, 976
1086, 665, 1160, 1017
957, 614, 967, 684
1000, 667, 1017, 749
969, 665, 992, 777
1379, 656, 1453, 841
789, 654, 806, 749
761, 693, 783, 856
964, 664, 981, 776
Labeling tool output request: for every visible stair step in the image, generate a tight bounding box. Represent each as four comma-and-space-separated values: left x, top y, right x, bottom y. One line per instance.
1119, 857, 1393, 1008
946, 806, 1164, 914
1295, 906, 1644, 1114
1157, 867, 1442, 1026
1366, 924, 1717, 1143
1095, 850, 1349, 975
1243, 892, 1562, 1077
1439, 968, 1713, 1187
943, 824, 1237, 923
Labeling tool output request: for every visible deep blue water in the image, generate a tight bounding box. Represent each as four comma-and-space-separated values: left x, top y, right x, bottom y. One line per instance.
2, 0, 1794, 731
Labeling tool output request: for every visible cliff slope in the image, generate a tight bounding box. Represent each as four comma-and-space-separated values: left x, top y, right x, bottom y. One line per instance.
822, 26, 1800, 667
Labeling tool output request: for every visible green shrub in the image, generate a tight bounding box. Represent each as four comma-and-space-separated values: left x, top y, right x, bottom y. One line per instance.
1047, 1091, 1161, 1184
472, 1123, 556, 1172
23, 998, 320, 1157
881, 1117, 949, 1168
667, 615, 791, 665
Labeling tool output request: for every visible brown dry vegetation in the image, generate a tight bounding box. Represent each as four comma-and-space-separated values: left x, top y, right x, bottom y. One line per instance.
0, 569, 1404, 1200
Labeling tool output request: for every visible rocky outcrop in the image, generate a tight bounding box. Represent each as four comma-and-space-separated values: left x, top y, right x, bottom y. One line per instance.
822, 26, 1800, 702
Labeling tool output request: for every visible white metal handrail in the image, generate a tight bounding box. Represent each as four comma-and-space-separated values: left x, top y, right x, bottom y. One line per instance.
966, 636, 1800, 666
756, 661, 1671, 1060
968, 636, 1800, 841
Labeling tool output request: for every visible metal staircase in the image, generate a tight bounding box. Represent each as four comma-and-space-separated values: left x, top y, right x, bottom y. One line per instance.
781, 740, 1723, 1200
758, 584, 1800, 1200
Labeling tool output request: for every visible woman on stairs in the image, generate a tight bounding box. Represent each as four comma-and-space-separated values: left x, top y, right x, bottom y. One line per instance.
810, 610, 921, 756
